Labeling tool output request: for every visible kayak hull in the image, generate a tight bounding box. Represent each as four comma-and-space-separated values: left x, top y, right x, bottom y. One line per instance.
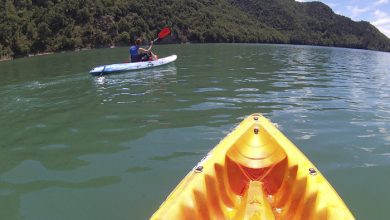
89, 55, 177, 75
151, 114, 354, 220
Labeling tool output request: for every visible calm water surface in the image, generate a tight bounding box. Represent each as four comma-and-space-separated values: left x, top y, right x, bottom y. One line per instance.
0, 44, 389, 219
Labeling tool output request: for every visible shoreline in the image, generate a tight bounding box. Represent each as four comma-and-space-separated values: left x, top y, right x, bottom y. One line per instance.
28, 52, 54, 57
0, 56, 12, 62
0, 52, 55, 62
0, 48, 92, 62
1, 42, 389, 62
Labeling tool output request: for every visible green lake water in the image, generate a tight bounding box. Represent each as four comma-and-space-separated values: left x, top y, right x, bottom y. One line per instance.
0, 44, 389, 219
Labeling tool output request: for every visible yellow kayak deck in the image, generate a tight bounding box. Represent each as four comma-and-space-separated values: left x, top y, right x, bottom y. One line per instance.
151, 114, 354, 219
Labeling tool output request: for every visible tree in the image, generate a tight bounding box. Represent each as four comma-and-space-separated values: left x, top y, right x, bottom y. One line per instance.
0, 0, 389, 59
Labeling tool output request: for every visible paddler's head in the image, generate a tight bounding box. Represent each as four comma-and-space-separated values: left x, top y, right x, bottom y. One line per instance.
135, 38, 142, 46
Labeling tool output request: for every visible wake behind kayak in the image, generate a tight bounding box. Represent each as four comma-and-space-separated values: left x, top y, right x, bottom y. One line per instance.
89, 54, 177, 76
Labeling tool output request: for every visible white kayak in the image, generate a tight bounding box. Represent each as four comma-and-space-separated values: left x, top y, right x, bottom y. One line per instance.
89, 55, 177, 75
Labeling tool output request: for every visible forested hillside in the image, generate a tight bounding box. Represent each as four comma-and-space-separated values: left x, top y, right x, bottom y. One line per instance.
230, 0, 390, 51
1, 0, 389, 60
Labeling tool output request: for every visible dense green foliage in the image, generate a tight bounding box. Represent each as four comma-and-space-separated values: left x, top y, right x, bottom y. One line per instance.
230, 0, 390, 50
1, 0, 389, 59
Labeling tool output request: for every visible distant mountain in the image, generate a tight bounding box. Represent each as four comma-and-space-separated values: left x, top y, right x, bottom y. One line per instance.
229, 0, 390, 51
1, 0, 389, 60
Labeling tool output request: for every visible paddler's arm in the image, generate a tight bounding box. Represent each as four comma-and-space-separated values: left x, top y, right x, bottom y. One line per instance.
139, 41, 154, 53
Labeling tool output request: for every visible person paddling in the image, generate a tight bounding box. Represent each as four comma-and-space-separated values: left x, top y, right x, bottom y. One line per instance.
129, 38, 158, 63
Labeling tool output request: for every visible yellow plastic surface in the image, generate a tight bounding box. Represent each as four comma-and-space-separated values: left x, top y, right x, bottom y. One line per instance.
151, 113, 355, 220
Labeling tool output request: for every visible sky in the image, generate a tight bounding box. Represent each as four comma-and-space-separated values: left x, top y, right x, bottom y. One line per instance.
296, 0, 390, 38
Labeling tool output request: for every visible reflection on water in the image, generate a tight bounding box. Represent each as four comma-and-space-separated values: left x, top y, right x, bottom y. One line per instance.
149, 151, 203, 161
126, 166, 152, 173
93, 65, 177, 105
93, 65, 177, 87
0, 44, 389, 219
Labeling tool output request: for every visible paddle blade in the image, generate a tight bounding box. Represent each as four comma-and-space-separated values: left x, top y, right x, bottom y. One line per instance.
158, 28, 171, 39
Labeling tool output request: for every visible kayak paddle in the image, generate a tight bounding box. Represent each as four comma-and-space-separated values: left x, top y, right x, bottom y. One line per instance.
153, 27, 171, 42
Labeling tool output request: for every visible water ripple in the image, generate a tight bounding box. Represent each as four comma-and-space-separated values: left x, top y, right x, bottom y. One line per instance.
1, 44, 390, 219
